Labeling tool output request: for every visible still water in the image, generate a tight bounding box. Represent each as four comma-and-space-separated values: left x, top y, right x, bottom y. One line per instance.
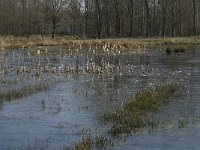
0, 46, 200, 149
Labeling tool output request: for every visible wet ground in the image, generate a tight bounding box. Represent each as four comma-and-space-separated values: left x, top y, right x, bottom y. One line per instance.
0, 45, 200, 149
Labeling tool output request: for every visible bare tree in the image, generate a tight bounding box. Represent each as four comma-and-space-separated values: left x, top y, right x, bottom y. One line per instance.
144, 0, 150, 37
45, 0, 64, 38
95, 0, 102, 37
114, 0, 120, 36
192, 0, 197, 35
0, 0, 200, 37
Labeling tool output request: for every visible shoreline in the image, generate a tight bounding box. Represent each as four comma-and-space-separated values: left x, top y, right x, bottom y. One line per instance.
1, 36, 200, 50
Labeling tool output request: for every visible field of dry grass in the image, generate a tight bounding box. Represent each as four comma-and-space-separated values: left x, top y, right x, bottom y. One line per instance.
1, 35, 200, 50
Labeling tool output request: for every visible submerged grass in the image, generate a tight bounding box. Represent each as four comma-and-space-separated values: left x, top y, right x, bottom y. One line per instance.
0, 82, 49, 101
102, 84, 177, 136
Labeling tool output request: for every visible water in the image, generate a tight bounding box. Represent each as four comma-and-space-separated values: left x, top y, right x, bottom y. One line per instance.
0, 46, 200, 149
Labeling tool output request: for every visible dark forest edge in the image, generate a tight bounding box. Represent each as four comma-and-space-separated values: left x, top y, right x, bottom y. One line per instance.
0, 0, 199, 38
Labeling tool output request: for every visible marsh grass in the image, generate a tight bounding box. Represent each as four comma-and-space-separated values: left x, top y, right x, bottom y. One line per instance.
0, 79, 17, 84
102, 84, 177, 136
75, 137, 92, 150
1, 36, 200, 51
165, 45, 187, 54
71, 136, 113, 150
0, 82, 49, 101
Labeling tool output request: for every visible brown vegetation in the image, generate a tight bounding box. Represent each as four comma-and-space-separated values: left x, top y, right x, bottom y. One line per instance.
1, 36, 200, 50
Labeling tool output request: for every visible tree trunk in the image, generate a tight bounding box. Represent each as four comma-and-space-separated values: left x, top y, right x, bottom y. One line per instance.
162, 0, 166, 38
84, 0, 88, 36
179, 0, 182, 36
192, 0, 197, 35
105, 0, 109, 37
52, 19, 55, 38
153, 0, 156, 36
171, 2, 175, 37
144, 0, 150, 37
95, 0, 102, 37
129, 0, 134, 36
114, 0, 120, 36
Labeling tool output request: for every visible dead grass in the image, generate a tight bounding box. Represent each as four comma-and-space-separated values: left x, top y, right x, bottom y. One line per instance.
1, 36, 200, 50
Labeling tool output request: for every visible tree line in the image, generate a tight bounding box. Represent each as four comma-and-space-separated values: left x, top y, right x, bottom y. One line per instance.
0, 0, 199, 38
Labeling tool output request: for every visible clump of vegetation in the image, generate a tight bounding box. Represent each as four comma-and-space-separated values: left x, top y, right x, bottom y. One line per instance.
174, 47, 186, 53
95, 136, 113, 147
165, 46, 187, 54
165, 47, 173, 54
178, 119, 188, 128
102, 84, 177, 136
0, 82, 49, 101
70, 136, 113, 150
75, 137, 92, 150
0, 79, 16, 84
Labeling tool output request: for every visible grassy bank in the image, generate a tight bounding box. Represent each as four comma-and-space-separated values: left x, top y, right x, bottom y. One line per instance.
1, 36, 200, 50
102, 84, 177, 136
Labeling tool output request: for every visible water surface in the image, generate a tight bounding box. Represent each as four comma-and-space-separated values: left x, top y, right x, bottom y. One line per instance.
0, 46, 200, 149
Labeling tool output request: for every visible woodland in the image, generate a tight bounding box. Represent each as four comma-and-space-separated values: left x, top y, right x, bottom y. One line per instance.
0, 0, 199, 38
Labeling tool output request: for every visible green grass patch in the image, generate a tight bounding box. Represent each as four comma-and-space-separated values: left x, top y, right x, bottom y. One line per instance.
102, 84, 177, 136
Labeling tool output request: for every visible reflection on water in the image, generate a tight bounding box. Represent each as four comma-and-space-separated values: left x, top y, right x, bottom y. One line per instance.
0, 46, 200, 149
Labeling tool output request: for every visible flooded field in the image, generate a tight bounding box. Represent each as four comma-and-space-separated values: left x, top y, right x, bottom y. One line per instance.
0, 44, 200, 149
